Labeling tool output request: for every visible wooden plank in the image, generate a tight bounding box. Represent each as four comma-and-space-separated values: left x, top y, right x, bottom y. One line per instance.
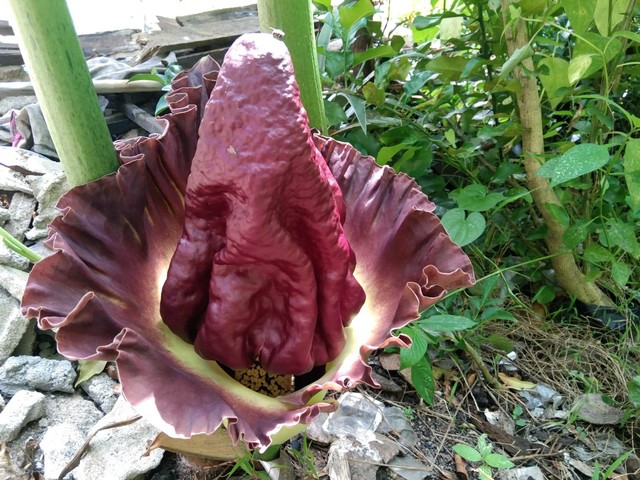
121, 103, 163, 134
0, 79, 163, 98
130, 5, 259, 65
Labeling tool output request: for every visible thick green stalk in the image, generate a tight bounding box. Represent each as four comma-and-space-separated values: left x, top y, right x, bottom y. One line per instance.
257, 0, 327, 133
8, 0, 119, 186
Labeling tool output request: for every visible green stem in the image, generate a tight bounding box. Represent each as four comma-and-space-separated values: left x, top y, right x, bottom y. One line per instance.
8, 0, 119, 186
0, 227, 42, 263
257, 0, 328, 133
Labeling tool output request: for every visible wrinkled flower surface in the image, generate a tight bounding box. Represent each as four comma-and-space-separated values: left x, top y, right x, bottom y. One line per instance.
22, 34, 474, 448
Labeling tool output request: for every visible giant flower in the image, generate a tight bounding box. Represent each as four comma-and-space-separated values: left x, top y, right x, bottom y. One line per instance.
21, 34, 474, 450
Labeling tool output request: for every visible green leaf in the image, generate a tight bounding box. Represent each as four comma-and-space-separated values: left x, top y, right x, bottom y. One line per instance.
324, 99, 348, 126
594, 0, 627, 35
532, 284, 556, 304
377, 144, 406, 165
410, 357, 435, 405
154, 95, 169, 116
544, 203, 570, 228
484, 334, 514, 352
569, 33, 622, 82
452, 184, 505, 211
624, 139, 640, 211
583, 244, 614, 263
413, 14, 442, 30
312, 0, 332, 11
342, 93, 367, 134
128, 73, 165, 84
563, 0, 596, 33
484, 453, 515, 469
452, 444, 483, 462
420, 314, 476, 334
362, 82, 386, 107
338, 0, 375, 33
353, 45, 397, 66
604, 218, 640, 257
75, 360, 107, 387
628, 375, 640, 405
538, 57, 569, 108
445, 128, 456, 145
497, 45, 533, 84
611, 260, 631, 288
478, 465, 493, 480
424, 56, 469, 82
563, 221, 590, 249
480, 307, 517, 322
536, 144, 610, 186
400, 328, 429, 370
441, 208, 486, 247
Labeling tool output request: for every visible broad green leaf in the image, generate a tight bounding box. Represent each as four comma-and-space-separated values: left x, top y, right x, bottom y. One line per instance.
611, 260, 631, 287
604, 218, 640, 257
155, 95, 169, 115
532, 284, 556, 304
583, 244, 614, 263
563, 0, 596, 33
568, 55, 594, 84
75, 360, 107, 387
441, 208, 486, 246
594, 0, 627, 36
377, 144, 406, 165
312, 0, 332, 11
424, 56, 469, 82
452, 184, 505, 211
399, 327, 429, 370
324, 99, 347, 126
480, 307, 517, 322
624, 139, 640, 211
362, 83, 385, 107
544, 203, 570, 228
439, 16, 464, 40
538, 57, 569, 108
569, 33, 622, 82
338, 0, 375, 33
478, 465, 493, 480
419, 314, 476, 334
453, 444, 483, 462
403, 71, 432, 95
484, 334, 514, 352
413, 14, 442, 30
563, 221, 590, 249
445, 128, 456, 145
519, 0, 548, 15
342, 93, 367, 134
628, 376, 640, 405
536, 144, 610, 186
410, 357, 435, 405
484, 453, 515, 469
353, 45, 397, 66
497, 45, 534, 84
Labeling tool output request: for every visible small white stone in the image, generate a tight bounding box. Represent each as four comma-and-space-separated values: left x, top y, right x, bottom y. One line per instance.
40, 423, 85, 480
0, 290, 29, 364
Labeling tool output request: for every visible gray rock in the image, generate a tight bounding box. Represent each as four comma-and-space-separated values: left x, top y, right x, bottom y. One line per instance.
73, 397, 164, 480
0, 356, 76, 395
0, 208, 10, 223
306, 412, 336, 445
11, 319, 37, 357
0, 390, 45, 442
80, 373, 119, 413
0, 147, 63, 176
388, 455, 432, 480
0, 168, 32, 195
0, 265, 29, 300
27, 239, 54, 261
497, 466, 545, 480
0, 289, 29, 364
0, 242, 30, 270
5, 192, 37, 239
323, 392, 384, 438
327, 434, 400, 480
42, 393, 104, 435
40, 423, 85, 480
27, 171, 69, 235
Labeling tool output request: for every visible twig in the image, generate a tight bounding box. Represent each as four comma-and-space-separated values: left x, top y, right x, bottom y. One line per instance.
0, 80, 164, 98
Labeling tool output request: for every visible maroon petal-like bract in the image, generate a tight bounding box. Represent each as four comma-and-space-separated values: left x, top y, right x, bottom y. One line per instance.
22, 34, 474, 448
